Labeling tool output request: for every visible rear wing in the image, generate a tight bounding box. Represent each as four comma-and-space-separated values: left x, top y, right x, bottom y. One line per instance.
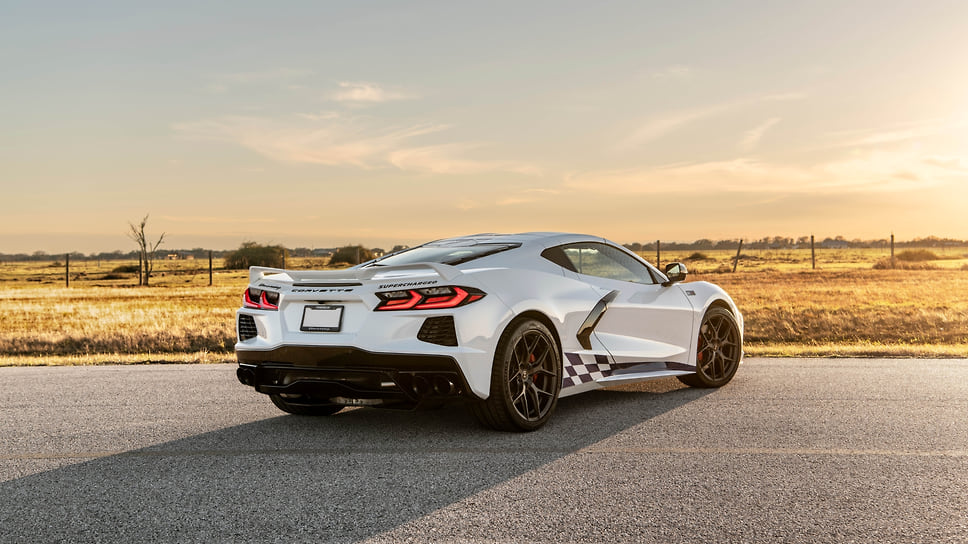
248, 262, 464, 285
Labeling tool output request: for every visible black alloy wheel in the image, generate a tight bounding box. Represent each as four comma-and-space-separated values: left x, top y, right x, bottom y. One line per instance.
678, 307, 741, 388
471, 318, 562, 432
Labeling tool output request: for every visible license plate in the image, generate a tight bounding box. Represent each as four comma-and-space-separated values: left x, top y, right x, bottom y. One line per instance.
300, 305, 343, 332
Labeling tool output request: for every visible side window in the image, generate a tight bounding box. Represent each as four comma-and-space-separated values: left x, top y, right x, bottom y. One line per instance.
539, 246, 577, 272
554, 243, 655, 284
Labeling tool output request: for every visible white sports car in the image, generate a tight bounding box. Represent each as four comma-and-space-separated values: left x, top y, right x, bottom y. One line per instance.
235, 232, 743, 431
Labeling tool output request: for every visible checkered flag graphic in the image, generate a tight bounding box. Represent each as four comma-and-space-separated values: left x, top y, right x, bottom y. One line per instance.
562, 353, 614, 388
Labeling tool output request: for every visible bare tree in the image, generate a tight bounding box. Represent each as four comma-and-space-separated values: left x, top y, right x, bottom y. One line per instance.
128, 214, 166, 286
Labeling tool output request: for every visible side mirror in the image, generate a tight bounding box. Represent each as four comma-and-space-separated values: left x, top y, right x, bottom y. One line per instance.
662, 262, 687, 286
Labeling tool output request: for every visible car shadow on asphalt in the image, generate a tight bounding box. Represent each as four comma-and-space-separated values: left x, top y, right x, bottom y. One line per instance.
0, 378, 712, 543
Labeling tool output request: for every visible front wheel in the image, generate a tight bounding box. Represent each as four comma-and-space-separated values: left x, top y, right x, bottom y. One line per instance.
270, 394, 344, 416
470, 319, 562, 432
678, 307, 741, 388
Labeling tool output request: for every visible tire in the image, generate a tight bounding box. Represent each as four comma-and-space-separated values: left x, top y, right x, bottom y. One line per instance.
269, 394, 344, 416
678, 307, 742, 388
470, 318, 562, 432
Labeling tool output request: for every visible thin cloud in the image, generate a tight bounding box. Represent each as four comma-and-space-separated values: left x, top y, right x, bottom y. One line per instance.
297, 112, 340, 121
619, 92, 805, 150
739, 117, 781, 151
651, 65, 692, 79
160, 215, 277, 224
828, 119, 950, 148
173, 114, 537, 175
923, 155, 968, 171
387, 144, 539, 175
565, 150, 967, 195
217, 68, 314, 84
761, 92, 809, 102
618, 103, 731, 150
174, 115, 446, 168
495, 188, 561, 206
205, 68, 314, 93
331, 81, 412, 103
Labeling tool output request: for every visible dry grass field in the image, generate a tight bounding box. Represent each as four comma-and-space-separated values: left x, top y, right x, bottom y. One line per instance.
1, 247, 966, 366
701, 269, 968, 357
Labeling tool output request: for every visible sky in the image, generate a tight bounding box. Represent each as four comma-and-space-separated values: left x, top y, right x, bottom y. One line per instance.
2, 0, 967, 254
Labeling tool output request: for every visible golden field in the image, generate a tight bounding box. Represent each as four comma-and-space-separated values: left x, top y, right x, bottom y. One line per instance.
1, 247, 966, 366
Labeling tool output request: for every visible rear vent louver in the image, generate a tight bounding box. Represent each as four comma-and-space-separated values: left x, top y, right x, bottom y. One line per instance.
238, 314, 258, 341
417, 316, 458, 346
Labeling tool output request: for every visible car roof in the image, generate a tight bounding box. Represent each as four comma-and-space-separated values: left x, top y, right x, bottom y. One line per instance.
425, 232, 608, 249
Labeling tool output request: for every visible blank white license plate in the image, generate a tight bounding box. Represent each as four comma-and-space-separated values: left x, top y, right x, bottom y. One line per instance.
300, 305, 343, 332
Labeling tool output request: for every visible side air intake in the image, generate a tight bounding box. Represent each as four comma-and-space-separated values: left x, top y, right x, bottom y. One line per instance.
238, 314, 259, 341
417, 316, 458, 346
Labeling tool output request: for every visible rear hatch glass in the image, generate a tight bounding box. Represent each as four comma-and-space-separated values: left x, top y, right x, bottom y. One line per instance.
365, 243, 520, 267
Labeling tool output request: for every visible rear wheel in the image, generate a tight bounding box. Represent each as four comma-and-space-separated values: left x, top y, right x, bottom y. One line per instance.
471, 318, 562, 432
269, 394, 344, 416
678, 307, 741, 388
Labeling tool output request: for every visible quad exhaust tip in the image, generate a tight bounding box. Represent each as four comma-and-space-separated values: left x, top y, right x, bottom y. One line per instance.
237, 367, 256, 386
409, 375, 459, 397
411, 376, 431, 396
432, 376, 457, 396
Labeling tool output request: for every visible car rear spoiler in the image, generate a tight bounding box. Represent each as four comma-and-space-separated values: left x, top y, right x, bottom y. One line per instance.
248, 262, 464, 285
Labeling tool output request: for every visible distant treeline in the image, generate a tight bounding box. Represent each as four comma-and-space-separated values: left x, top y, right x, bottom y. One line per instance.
623, 235, 968, 252
2, 236, 966, 262
0, 246, 345, 262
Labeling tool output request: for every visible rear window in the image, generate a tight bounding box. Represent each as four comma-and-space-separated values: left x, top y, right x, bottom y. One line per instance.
366, 243, 519, 267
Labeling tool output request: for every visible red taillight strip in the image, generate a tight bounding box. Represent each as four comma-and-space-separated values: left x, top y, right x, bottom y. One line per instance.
243, 289, 260, 309
260, 292, 279, 310
375, 286, 486, 311
416, 287, 470, 309
379, 290, 422, 310
243, 288, 280, 310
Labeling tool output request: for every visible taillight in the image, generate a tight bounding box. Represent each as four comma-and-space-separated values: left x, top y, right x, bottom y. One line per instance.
243, 288, 280, 310
375, 286, 485, 311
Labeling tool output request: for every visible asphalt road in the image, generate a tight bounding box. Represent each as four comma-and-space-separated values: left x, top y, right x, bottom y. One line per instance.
1, 359, 966, 543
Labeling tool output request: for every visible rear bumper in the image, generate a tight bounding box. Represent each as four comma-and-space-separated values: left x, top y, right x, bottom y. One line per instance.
236, 346, 479, 406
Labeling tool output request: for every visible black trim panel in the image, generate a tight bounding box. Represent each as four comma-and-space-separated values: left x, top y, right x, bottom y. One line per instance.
236, 345, 460, 371
236, 346, 477, 402
576, 290, 619, 350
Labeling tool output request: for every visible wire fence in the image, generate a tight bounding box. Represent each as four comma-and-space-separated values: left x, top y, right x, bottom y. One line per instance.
2, 236, 968, 288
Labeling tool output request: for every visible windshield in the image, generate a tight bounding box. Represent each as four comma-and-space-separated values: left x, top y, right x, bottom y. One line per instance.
367, 243, 519, 267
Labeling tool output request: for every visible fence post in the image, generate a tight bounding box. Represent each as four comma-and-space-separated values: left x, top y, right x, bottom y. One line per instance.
656, 240, 661, 268
811, 235, 816, 270
209, 250, 213, 286
890, 233, 895, 269
732, 240, 743, 273
65, 254, 70, 287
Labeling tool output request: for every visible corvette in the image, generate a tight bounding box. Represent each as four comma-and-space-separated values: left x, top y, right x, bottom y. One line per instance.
235, 232, 743, 431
